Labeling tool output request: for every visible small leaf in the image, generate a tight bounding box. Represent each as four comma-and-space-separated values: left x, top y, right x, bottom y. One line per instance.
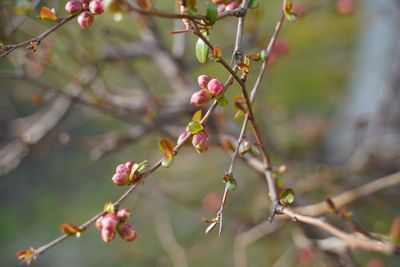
38, 7, 57, 22
60, 223, 82, 237
213, 45, 222, 58
195, 31, 210, 64
136, 160, 148, 172
226, 178, 238, 191
16, 248, 35, 266
192, 110, 202, 123
278, 188, 295, 207
104, 201, 115, 213
187, 121, 203, 134
260, 50, 268, 61
206, 2, 218, 24
217, 96, 228, 107
205, 221, 218, 234
159, 138, 175, 158
283, 0, 297, 22
161, 156, 174, 168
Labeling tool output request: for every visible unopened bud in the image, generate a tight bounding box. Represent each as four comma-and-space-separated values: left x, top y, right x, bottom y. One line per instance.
118, 223, 137, 241
77, 11, 94, 29
225, 0, 239, 11
101, 213, 119, 230
89, 0, 105, 15
192, 131, 208, 153
207, 79, 224, 97
197, 75, 211, 89
124, 160, 134, 171
95, 215, 104, 230
190, 89, 212, 107
65, 0, 83, 15
112, 173, 129, 186
116, 164, 128, 174
177, 130, 191, 146
217, 4, 226, 14
117, 208, 131, 221
101, 228, 115, 243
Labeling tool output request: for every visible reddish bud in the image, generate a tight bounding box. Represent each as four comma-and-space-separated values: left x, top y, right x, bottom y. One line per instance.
101, 228, 115, 243
207, 78, 224, 97
95, 216, 104, 230
125, 160, 134, 170
190, 89, 212, 107
192, 131, 208, 153
77, 11, 94, 29
101, 213, 119, 230
197, 75, 211, 89
118, 223, 137, 241
225, 0, 239, 11
112, 173, 129, 186
117, 208, 131, 221
89, 0, 105, 15
65, 0, 83, 15
177, 130, 191, 146
116, 164, 128, 174
217, 4, 226, 14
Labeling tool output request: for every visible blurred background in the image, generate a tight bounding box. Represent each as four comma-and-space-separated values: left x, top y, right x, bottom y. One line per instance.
0, 0, 399, 266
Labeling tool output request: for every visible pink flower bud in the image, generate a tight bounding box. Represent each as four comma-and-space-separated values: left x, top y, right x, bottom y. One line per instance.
192, 131, 208, 153
112, 173, 129, 186
65, 0, 83, 15
190, 89, 212, 107
225, 0, 239, 11
177, 130, 191, 146
116, 164, 128, 174
118, 223, 137, 241
125, 160, 134, 171
77, 11, 94, 29
89, 0, 105, 15
217, 4, 226, 14
101, 228, 115, 243
117, 208, 131, 221
207, 79, 224, 97
101, 213, 120, 230
95, 215, 104, 230
197, 75, 211, 89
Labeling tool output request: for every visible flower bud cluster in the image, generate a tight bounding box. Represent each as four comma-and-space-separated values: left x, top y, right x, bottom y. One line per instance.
65, 0, 105, 29
112, 160, 140, 186
213, 0, 240, 14
178, 128, 209, 154
96, 208, 137, 243
190, 75, 224, 107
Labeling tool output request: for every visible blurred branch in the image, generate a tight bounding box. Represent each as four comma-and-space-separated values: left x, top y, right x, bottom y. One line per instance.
234, 221, 282, 267
295, 171, 400, 216
155, 210, 188, 267
0, 93, 76, 175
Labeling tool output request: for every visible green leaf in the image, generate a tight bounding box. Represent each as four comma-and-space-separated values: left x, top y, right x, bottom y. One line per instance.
161, 156, 174, 168
195, 31, 210, 64
192, 110, 202, 123
136, 160, 148, 172
188, 121, 203, 134
217, 96, 228, 107
206, 2, 218, 24
226, 178, 238, 191
278, 188, 295, 207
